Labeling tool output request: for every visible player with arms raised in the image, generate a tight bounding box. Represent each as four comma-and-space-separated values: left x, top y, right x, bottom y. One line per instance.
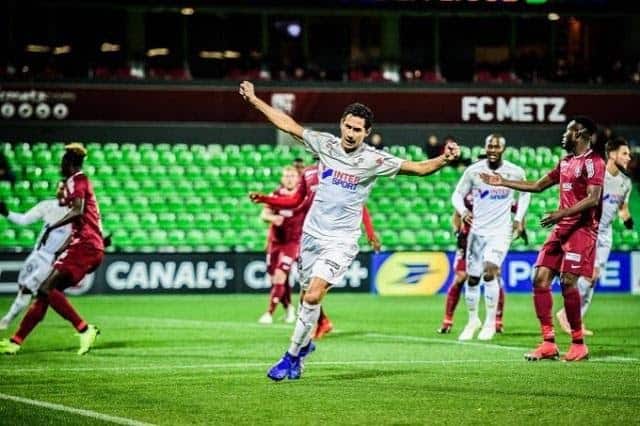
252, 159, 381, 339
240, 80, 460, 380
481, 117, 604, 362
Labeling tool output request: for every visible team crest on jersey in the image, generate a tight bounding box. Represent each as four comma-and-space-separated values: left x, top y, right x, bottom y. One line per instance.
322, 168, 360, 191
574, 166, 582, 177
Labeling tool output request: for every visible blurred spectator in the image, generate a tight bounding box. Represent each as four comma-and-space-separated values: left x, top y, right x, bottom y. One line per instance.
424, 134, 442, 159
368, 133, 385, 150
0, 153, 16, 186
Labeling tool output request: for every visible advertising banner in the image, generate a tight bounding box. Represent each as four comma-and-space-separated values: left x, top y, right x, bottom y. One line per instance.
372, 251, 633, 295
632, 252, 640, 295
2, 83, 640, 125
0, 252, 371, 295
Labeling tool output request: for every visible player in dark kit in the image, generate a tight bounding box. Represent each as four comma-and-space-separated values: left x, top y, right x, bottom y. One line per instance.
258, 166, 304, 324
481, 117, 604, 362
0, 144, 104, 355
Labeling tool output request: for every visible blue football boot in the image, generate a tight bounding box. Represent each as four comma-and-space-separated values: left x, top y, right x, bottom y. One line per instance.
267, 352, 299, 381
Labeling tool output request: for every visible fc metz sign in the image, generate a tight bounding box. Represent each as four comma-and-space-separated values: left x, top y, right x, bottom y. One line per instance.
2, 83, 640, 125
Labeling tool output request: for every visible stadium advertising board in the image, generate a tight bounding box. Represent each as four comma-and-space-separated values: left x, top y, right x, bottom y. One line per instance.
0, 251, 633, 295
632, 252, 640, 295
0, 253, 371, 295
2, 84, 640, 125
372, 251, 633, 295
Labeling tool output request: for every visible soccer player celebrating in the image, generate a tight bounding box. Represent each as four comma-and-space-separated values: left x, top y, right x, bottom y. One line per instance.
0, 144, 104, 355
0, 185, 71, 330
481, 117, 604, 362
258, 166, 303, 325
452, 135, 530, 341
556, 137, 633, 336
240, 80, 460, 380
252, 159, 381, 339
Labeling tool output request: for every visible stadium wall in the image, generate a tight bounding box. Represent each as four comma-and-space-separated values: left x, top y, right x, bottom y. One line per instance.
0, 251, 636, 295
2, 82, 640, 145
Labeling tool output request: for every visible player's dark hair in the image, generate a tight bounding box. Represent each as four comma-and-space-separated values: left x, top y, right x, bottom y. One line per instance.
293, 157, 304, 163
572, 116, 597, 137
341, 103, 373, 130
63, 143, 87, 168
606, 137, 629, 154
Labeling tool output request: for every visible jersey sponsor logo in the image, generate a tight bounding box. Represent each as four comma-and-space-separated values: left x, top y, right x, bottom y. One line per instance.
375, 252, 450, 295
561, 183, 573, 191
477, 188, 510, 200
321, 168, 360, 191
603, 194, 624, 205
574, 166, 582, 177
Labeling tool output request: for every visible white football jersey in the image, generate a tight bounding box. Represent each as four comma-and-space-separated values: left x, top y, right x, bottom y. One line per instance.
8, 199, 71, 257
302, 129, 403, 241
598, 169, 631, 242
454, 159, 529, 237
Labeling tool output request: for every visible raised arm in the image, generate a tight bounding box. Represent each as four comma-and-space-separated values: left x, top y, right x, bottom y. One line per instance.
239, 81, 304, 140
398, 141, 460, 176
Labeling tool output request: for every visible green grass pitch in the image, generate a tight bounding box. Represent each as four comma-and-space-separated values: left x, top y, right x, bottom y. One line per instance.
0, 293, 639, 425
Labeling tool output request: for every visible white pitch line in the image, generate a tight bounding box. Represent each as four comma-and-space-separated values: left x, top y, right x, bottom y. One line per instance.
0, 392, 155, 426
1, 355, 637, 376
1, 359, 517, 375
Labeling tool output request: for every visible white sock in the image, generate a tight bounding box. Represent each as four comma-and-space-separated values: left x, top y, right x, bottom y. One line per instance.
578, 277, 594, 318
482, 277, 499, 328
465, 282, 480, 323
1, 292, 32, 324
288, 302, 320, 356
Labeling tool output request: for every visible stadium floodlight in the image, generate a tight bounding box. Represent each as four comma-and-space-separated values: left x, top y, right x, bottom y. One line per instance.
53, 45, 71, 55
547, 12, 560, 21
181, 7, 194, 16
25, 44, 50, 53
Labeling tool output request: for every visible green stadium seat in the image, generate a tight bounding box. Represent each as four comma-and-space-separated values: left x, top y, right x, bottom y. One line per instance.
0, 182, 11, 198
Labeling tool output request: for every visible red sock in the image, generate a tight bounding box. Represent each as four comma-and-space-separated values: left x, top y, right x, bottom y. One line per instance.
318, 306, 328, 324
12, 298, 49, 345
562, 286, 584, 343
496, 286, 505, 323
533, 287, 554, 342
281, 279, 291, 309
48, 289, 87, 332
268, 284, 286, 314
444, 283, 462, 323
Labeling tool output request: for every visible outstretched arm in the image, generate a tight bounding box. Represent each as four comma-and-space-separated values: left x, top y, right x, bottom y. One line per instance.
399, 141, 460, 176
239, 81, 304, 140
480, 173, 555, 193
249, 181, 307, 209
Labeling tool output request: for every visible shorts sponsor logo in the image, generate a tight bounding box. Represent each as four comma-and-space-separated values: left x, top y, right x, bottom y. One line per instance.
565, 252, 582, 262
